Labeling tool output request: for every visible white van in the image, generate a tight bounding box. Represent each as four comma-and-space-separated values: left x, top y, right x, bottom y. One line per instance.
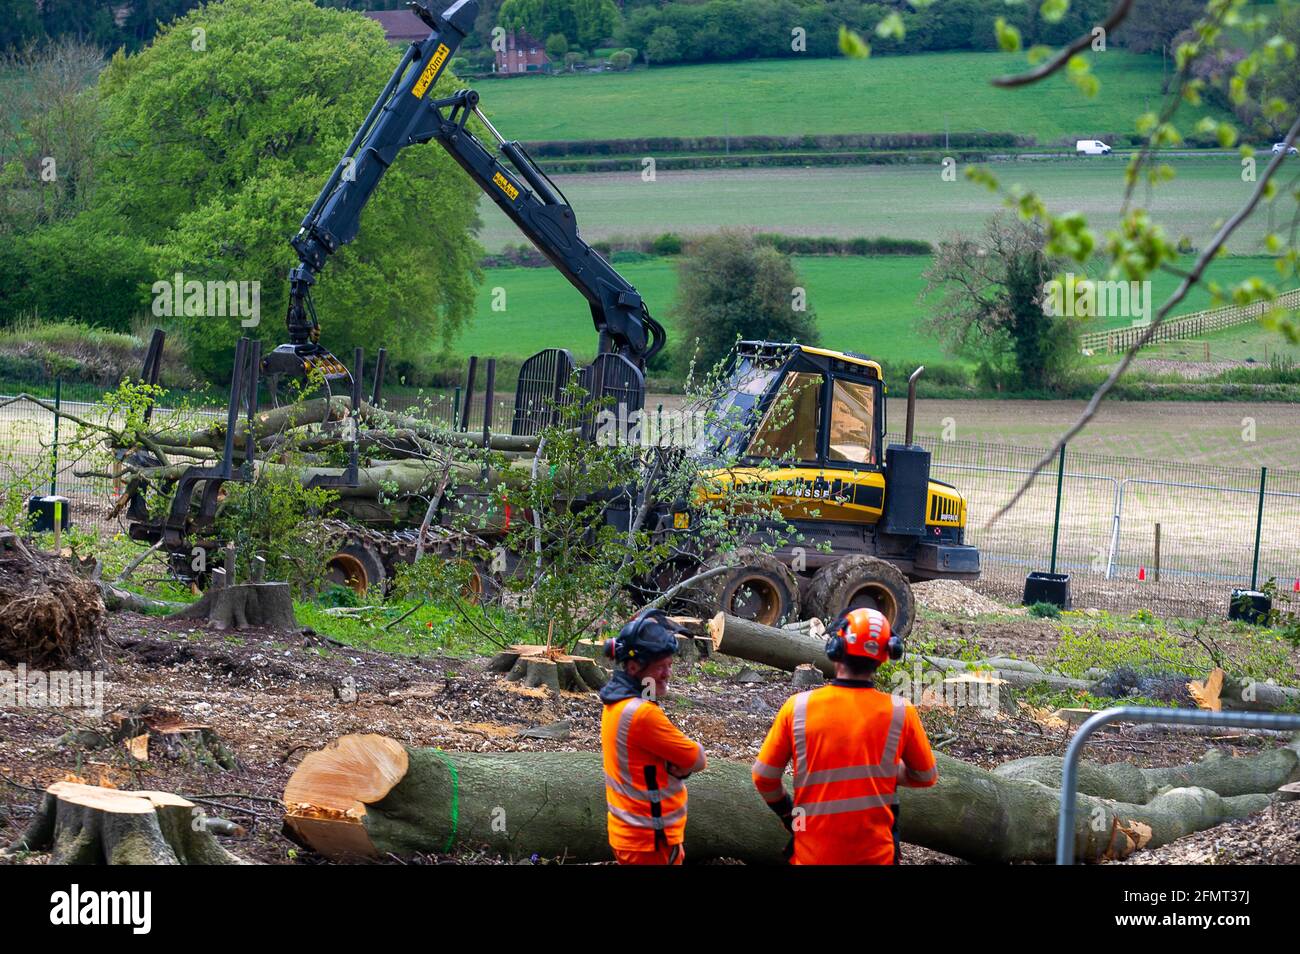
1076, 139, 1112, 155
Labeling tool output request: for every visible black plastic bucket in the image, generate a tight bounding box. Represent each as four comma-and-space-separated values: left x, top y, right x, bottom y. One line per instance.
1023, 571, 1072, 609
1228, 589, 1272, 626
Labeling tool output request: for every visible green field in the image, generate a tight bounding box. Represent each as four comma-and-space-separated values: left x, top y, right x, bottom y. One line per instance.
476, 159, 1282, 256
477, 52, 1224, 143
458, 255, 1290, 365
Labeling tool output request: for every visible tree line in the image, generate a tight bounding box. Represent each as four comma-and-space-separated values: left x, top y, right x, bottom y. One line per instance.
490, 0, 1204, 67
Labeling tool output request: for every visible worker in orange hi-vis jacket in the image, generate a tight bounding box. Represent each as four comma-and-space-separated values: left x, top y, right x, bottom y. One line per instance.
599, 609, 708, 866
752, 607, 938, 865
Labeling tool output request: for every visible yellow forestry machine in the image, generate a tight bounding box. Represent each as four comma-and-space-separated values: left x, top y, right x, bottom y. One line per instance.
127, 0, 979, 637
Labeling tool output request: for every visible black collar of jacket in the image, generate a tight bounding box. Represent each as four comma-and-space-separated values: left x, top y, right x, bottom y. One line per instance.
830, 677, 876, 689
598, 668, 651, 704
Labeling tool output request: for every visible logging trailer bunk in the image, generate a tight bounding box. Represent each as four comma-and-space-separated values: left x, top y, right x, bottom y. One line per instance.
124, 0, 980, 638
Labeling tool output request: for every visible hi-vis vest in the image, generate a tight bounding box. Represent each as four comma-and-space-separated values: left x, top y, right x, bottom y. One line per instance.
752, 685, 938, 865
600, 697, 705, 852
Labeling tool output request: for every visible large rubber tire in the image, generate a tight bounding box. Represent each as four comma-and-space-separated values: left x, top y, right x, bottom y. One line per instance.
805, 555, 914, 638
325, 542, 387, 597
687, 548, 801, 627
448, 557, 500, 606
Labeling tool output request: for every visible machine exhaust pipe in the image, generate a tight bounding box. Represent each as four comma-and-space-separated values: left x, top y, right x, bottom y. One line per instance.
905, 366, 924, 446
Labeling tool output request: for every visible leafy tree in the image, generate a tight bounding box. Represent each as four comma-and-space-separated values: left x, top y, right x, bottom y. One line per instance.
672, 231, 819, 375
645, 24, 682, 63
1247, 6, 1300, 137
607, 49, 633, 70
93, 0, 483, 381
921, 216, 1078, 392
1116, 0, 1204, 54
0, 41, 104, 229
545, 32, 569, 60
0, 0, 42, 50
499, 0, 619, 52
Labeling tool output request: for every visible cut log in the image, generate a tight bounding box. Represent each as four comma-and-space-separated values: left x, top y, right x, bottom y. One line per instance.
10, 782, 246, 864
910, 654, 1094, 693
282, 734, 1298, 864
709, 612, 834, 677
991, 744, 1300, 803
705, 618, 1099, 693
167, 582, 298, 631
1219, 673, 1300, 713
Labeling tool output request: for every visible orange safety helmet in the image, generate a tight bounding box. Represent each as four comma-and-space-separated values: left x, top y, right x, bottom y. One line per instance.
826, 607, 903, 664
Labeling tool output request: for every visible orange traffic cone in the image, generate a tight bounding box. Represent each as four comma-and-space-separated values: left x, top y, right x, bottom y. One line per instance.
1138, 566, 1146, 581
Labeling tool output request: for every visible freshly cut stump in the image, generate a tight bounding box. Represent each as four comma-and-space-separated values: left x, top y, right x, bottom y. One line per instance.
792, 663, 824, 688
168, 582, 297, 631
11, 782, 245, 864
111, 706, 238, 772
282, 733, 1298, 864
487, 644, 607, 692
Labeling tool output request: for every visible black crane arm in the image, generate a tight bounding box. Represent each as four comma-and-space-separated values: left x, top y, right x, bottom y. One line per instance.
424, 87, 665, 365
273, 0, 664, 381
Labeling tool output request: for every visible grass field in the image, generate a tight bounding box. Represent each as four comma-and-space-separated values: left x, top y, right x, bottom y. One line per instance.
477, 52, 1224, 142
460, 255, 1294, 365
476, 159, 1284, 255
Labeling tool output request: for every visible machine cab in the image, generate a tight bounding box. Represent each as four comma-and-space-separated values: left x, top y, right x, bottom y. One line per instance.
700, 341, 885, 474
697, 341, 972, 563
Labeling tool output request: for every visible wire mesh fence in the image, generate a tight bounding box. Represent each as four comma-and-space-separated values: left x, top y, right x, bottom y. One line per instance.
904, 435, 1300, 618
2, 376, 1296, 619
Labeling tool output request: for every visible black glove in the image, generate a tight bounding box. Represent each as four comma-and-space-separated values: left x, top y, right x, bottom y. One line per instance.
768, 794, 795, 832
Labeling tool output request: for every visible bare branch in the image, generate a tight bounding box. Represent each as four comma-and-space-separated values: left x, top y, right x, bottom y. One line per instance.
991, 0, 1134, 88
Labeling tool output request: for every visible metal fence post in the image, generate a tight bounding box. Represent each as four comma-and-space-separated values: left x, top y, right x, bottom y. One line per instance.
1251, 466, 1267, 591
1049, 443, 1065, 575
1056, 706, 1300, 864
49, 376, 62, 496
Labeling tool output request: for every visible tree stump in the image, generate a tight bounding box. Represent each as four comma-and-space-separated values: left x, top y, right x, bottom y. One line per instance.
488, 645, 607, 693
111, 706, 238, 772
9, 782, 246, 864
167, 582, 297, 631
792, 663, 824, 688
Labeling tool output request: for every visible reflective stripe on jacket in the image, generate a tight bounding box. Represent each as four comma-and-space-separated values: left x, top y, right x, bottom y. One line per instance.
600, 696, 705, 853
752, 684, 938, 864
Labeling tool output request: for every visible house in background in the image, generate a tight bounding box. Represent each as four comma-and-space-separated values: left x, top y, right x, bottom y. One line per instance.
363, 9, 429, 45
495, 30, 550, 75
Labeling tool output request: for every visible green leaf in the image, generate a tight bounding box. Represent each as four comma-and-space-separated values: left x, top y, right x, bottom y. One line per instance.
1040, 0, 1069, 24
875, 12, 906, 41
994, 17, 1022, 53
839, 26, 871, 59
